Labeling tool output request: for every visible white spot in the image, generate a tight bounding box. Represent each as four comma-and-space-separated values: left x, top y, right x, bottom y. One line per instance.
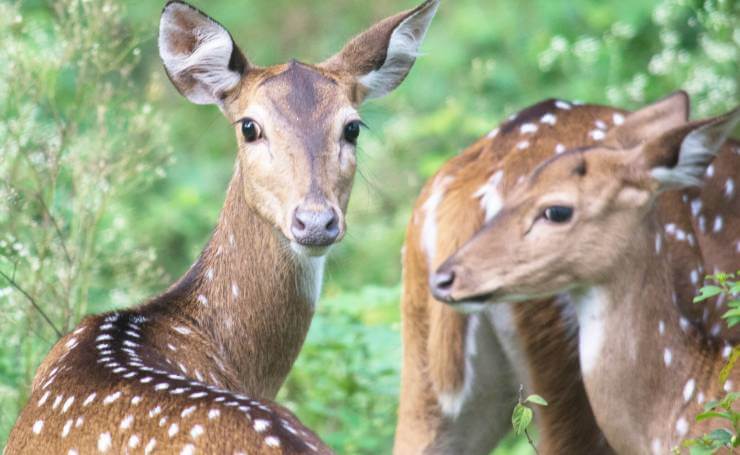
173, 326, 191, 335
231, 282, 239, 297
613, 113, 625, 125
131, 396, 142, 406
75, 417, 84, 428
181, 444, 195, 455
711, 323, 721, 336
37, 391, 50, 406
683, 379, 695, 402
254, 419, 270, 432
724, 380, 733, 392
32, 419, 44, 434
68, 450, 79, 455
594, 120, 607, 130
664, 348, 673, 366
675, 229, 686, 241
421, 176, 453, 265
197, 294, 208, 305
189, 391, 207, 399
650, 438, 662, 455
265, 436, 281, 448
706, 164, 714, 177
149, 406, 162, 418
206, 268, 214, 281
190, 424, 204, 439
53, 395, 63, 409
555, 100, 572, 110
103, 391, 121, 405
725, 179, 735, 198
474, 170, 505, 222
658, 320, 665, 335
62, 419, 73, 438
208, 409, 220, 420
540, 113, 557, 125
129, 434, 140, 449
168, 423, 179, 438
120, 414, 134, 430
65, 337, 78, 349
713, 216, 723, 233
62, 396, 75, 413
181, 406, 197, 418
655, 234, 662, 254
723, 345, 733, 358
83, 393, 96, 407
589, 129, 605, 141
690, 270, 699, 285
520, 123, 538, 134
516, 140, 530, 150
555, 143, 566, 154
679, 317, 690, 332
486, 128, 499, 139
697, 392, 705, 404
98, 432, 112, 452
145, 438, 157, 455
676, 417, 689, 436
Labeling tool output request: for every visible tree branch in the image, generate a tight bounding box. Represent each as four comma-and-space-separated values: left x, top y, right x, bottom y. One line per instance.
0, 269, 62, 338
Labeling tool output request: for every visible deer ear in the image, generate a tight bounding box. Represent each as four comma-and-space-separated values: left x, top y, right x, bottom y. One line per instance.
159, 1, 249, 106
604, 91, 690, 148
635, 107, 740, 191
320, 0, 440, 103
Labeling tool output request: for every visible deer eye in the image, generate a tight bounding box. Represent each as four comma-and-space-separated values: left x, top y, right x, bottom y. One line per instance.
543, 206, 574, 223
241, 118, 262, 143
343, 121, 361, 144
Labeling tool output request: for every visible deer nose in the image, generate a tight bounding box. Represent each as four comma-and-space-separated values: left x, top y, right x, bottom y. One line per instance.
431, 269, 456, 302
291, 205, 341, 247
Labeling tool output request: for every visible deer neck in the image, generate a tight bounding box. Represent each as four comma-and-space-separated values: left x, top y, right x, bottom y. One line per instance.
571, 217, 730, 452
142, 165, 325, 399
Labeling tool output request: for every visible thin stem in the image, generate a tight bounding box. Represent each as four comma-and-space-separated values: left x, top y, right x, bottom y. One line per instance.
0, 269, 62, 339
518, 384, 540, 455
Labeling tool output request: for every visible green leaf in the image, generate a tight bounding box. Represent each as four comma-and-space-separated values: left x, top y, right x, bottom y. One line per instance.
695, 411, 733, 422
704, 400, 721, 411
707, 429, 733, 445
694, 285, 724, 303
512, 403, 533, 435
525, 394, 549, 406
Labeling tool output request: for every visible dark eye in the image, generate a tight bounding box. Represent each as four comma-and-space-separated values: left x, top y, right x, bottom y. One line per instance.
543, 206, 574, 223
241, 118, 262, 143
343, 121, 361, 144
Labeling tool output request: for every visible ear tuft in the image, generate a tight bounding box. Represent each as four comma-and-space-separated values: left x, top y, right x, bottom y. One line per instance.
159, 1, 247, 105
649, 108, 739, 190
321, 0, 440, 102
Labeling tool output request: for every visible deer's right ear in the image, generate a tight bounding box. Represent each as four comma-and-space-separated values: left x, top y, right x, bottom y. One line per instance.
159, 1, 248, 106
604, 91, 690, 148
321, 0, 440, 103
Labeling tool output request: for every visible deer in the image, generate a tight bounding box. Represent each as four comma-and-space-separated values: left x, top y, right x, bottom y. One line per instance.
395, 92, 739, 454
5, 0, 440, 453
431, 104, 740, 453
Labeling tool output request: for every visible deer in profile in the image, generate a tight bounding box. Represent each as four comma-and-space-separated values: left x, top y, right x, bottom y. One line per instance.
6, 0, 440, 453
394, 92, 739, 454
432, 105, 739, 453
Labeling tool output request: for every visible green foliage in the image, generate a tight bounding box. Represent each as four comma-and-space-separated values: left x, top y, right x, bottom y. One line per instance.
1, 0, 738, 453
511, 386, 549, 453
682, 274, 740, 454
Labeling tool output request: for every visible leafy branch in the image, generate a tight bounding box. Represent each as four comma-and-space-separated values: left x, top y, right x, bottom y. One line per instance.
512, 384, 548, 455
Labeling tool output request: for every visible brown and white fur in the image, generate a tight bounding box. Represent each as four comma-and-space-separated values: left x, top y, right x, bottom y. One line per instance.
395, 93, 739, 454
5, 1, 440, 453
432, 103, 740, 453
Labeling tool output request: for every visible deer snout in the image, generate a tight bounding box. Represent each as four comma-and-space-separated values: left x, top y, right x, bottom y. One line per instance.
431, 267, 457, 303
291, 204, 342, 247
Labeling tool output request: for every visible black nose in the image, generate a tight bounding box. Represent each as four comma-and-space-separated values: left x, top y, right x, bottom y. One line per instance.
431, 269, 456, 302
291, 206, 341, 247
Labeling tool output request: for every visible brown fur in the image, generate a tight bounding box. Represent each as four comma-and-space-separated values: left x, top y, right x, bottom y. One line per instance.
435, 103, 739, 452
6, 1, 440, 453
396, 94, 738, 454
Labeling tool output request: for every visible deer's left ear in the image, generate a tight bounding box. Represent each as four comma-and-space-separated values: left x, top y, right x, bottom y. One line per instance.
320, 0, 440, 103
634, 107, 739, 192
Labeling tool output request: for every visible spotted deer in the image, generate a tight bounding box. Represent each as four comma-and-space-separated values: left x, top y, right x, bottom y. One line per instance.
5, 0, 440, 453
395, 93, 739, 454
432, 104, 739, 453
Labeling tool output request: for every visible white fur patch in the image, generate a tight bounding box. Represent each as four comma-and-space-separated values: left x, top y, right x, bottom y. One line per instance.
159, 4, 241, 105
421, 176, 453, 265
359, 0, 440, 99
295, 255, 326, 308
474, 170, 504, 222
573, 288, 607, 375
437, 314, 481, 418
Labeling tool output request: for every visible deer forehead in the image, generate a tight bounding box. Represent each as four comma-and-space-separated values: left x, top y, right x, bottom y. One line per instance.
237, 62, 356, 127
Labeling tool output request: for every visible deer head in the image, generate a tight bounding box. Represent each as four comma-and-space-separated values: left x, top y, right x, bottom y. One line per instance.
158, 0, 440, 256
431, 94, 739, 306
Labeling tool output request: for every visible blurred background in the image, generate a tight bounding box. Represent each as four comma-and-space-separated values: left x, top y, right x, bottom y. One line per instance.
0, 0, 737, 452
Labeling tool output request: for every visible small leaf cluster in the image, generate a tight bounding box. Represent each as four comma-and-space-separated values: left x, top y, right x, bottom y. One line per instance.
693, 272, 740, 328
